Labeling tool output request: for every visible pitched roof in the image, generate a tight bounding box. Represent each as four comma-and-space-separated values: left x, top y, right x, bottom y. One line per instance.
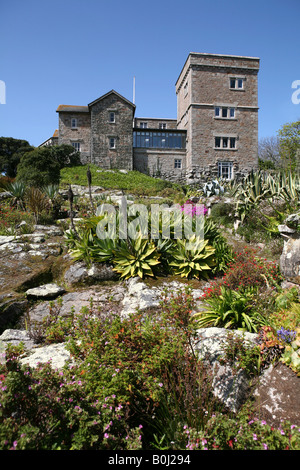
56, 105, 89, 113
88, 89, 136, 109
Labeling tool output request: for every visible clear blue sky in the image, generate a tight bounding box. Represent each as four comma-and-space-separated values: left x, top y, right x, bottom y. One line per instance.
1, 0, 299, 147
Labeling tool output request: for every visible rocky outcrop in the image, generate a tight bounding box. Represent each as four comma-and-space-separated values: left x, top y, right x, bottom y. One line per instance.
279, 214, 300, 283
25, 283, 66, 300
63, 261, 118, 287
194, 327, 258, 412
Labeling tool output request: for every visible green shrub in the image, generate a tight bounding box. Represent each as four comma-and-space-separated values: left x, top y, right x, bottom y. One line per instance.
0, 288, 218, 450
193, 285, 267, 332
0, 202, 35, 235
17, 148, 61, 187
182, 413, 300, 450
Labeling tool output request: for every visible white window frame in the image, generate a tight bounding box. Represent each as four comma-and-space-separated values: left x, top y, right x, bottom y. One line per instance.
109, 112, 115, 123
214, 136, 237, 150
218, 162, 233, 180
109, 137, 116, 149
174, 159, 182, 169
71, 118, 78, 128
230, 77, 245, 90
159, 123, 167, 129
214, 106, 235, 119
71, 142, 81, 152
140, 122, 148, 129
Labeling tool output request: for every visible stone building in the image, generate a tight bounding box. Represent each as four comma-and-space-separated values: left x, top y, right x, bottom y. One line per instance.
41, 52, 260, 182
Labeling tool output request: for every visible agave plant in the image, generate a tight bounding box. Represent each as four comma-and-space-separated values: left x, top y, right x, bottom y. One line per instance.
193, 285, 266, 332
42, 184, 59, 201
65, 214, 117, 265
168, 235, 215, 280
6, 181, 27, 209
112, 234, 161, 280
66, 227, 95, 265
202, 179, 225, 197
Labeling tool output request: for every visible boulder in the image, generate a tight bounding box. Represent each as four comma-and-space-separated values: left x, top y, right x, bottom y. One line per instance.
252, 362, 300, 427
25, 283, 66, 300
121, 277, 205, 317
194, 327, 258, 412
279, 222, 300, 283
0, 329, 36, 361
20, 342, 72, 369
64, 261, 117, 286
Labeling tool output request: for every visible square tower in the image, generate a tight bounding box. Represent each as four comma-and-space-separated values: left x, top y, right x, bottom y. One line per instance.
176, 52, 260, 179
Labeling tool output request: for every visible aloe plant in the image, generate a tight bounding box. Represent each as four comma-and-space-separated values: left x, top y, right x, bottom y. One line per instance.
168, 235, 215, 280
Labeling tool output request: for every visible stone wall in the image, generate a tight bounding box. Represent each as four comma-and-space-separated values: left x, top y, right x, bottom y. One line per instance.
133, 148, 186, 181
176, 53, 259, 177
90, 93, 134, 170
58, 111, 91, 163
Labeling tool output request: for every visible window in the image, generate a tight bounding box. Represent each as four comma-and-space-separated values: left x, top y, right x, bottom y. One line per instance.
230, 77, 244, 89
71, 118, 78, 128
133, 131, 186, 149
140, 122, 148, 128
214, 136, 236, 149
72, 142, 81, 152
109, 112, 115, 123
214, 106, 235, 119
215, 137, 221, 148
109, 138, 116, 149
218, 162, 233, 180
174, 159, 182, 169
159, 123, 167, 129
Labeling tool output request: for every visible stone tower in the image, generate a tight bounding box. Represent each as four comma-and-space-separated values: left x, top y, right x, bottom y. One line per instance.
175, 52, 260, 180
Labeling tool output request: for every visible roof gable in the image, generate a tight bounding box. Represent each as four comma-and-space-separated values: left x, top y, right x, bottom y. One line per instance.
88, 90, 136, 110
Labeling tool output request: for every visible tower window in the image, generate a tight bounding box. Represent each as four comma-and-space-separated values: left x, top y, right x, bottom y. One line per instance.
109, 112, 115, 123
214, 106, 235, 119
230, 77, 244, 89
214, 136, 236, 149
71, 118, 78, 128
109, 137, 116, 149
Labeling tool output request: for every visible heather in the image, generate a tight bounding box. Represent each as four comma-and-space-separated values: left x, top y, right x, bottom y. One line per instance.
1, 287, 300, 450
